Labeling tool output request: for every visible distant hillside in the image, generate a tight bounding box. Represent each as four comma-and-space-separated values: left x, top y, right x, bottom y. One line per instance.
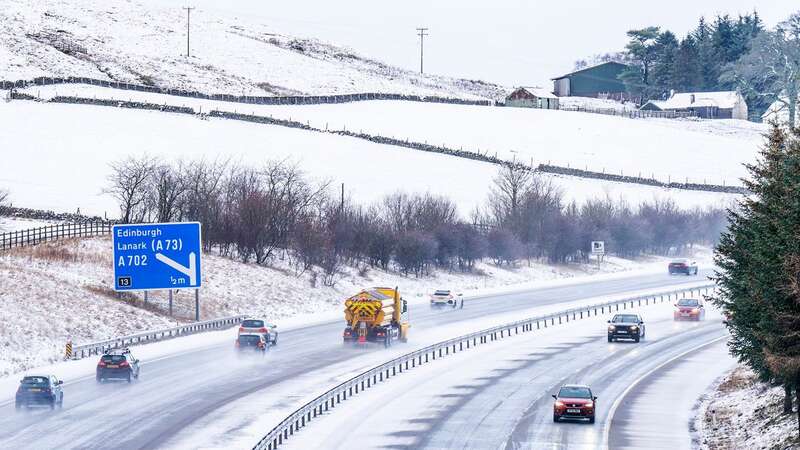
0, 0, 504, 99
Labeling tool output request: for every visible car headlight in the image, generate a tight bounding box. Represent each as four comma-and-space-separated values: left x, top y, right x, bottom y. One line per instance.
630, 326, 638, 330
585, 402, 593, 408
608, 325, 615, 331
692, 308, 699, 313
554, 401, 564, 407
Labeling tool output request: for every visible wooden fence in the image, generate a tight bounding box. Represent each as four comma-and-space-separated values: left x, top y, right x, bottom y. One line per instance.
0, 222, 113, 251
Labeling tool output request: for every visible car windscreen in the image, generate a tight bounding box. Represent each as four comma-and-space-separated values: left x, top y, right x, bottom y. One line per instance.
239, 335, 261, 344
242, 320, 265, 328
612, 315, 639, 323
559, 387, 592, 398
670, 260, 687, 264
677, 299, 699, 307
434, 290, 450, 296
21, 377, 49, 387
101, 355, 127, 363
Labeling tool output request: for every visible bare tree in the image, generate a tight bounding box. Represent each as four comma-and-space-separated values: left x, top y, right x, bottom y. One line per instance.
0, 189, 9, 207
104, 156, 157, 223
724, 13, 800, 125
488, 165, 532, 229
150, 161, 186, 222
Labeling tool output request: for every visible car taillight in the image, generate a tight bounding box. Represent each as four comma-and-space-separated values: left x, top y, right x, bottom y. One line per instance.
239, 326, 245, 332
44, 388, 51, 394
259, 327, 268, 334
119, 361, 129, 368
98, 360, 106, 367
344, 330, 351, 336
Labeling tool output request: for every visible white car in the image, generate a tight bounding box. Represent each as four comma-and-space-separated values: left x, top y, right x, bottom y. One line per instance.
430, 290, 459, 308
239, 318, 278, 345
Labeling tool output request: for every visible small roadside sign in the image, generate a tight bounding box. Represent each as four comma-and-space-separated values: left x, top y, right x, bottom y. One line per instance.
591, 241, 605, 255
112, 222, 202, 291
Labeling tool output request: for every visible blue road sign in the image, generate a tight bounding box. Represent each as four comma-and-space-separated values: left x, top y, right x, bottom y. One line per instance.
112, 222, 202, 291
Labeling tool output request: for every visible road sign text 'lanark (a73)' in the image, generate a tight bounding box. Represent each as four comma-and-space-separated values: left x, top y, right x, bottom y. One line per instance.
112, 222, 202, 291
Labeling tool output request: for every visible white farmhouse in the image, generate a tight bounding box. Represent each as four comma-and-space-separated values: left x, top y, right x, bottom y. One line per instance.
640, 91, 748, 120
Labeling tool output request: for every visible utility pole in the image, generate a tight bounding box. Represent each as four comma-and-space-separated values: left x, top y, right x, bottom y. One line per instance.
416, 28, 429, 74
183, 6, 195, 57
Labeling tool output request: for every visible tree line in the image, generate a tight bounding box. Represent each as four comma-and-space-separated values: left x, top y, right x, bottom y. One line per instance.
105, 156, 729, 286
713, 124, 800, 438
598, 10, 800, 122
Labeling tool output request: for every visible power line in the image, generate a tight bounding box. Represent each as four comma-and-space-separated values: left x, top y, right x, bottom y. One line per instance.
183, 6, 195, 57
416, 27, 429, 74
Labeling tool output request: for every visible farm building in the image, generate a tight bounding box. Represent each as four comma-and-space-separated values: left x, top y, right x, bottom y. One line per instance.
505, 87, 559, 109
640, 91, 748, 120
551, 62, 631, 101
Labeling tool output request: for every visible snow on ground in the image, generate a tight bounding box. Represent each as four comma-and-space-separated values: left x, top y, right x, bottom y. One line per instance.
696, 366, 800, 450
0, 217, 58, 233
0, 99, 743, 217
0, 0, 502, 99
19, 84, 765, 187
557, 96, 638, 112
0, 233, 712, 377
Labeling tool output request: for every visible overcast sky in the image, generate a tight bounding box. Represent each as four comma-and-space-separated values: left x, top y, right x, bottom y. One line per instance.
171, 1, 797, 87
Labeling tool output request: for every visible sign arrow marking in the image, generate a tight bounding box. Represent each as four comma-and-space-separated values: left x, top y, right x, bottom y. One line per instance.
155, 252, 197, 286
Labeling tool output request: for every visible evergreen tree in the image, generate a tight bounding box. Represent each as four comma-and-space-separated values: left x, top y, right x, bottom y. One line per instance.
649, 31, 679, 98
671, 36, 703, 92
619, 26, 661, 100
713, 126, 800, 436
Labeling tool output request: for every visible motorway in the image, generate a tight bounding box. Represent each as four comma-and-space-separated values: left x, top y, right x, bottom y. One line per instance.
281, 282, 731, 450
0, 270, 713, 450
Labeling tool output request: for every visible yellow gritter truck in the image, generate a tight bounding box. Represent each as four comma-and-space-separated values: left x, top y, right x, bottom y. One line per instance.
343, 287, 409, 346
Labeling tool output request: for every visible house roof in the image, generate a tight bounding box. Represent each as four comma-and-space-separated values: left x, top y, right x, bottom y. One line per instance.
509, 86, 557, 99
653, 91, 742, 110
551, 61, 629, 81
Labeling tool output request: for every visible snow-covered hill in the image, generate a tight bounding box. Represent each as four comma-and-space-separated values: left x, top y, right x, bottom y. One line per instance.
0, 0, 503, 99
0, 100, 741, 217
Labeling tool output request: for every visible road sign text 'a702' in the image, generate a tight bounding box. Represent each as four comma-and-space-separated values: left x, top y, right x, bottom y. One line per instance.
112, 222, 202, 291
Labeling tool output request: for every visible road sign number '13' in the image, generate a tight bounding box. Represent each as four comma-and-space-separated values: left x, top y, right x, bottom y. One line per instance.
112, 222, 202, 291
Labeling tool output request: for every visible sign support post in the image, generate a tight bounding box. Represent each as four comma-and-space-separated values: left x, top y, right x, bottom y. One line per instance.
195, 289, 200, 321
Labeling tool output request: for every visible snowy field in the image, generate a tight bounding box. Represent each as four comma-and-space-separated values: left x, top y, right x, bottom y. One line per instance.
0, 99, 743, 217
17, 83, 766, 187
0, 0, 501, 99
0, 217, 57, 233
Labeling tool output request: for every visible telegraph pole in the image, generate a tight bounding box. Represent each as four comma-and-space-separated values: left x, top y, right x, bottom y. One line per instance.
183, 6, 195, 57
416, 28, 429, 74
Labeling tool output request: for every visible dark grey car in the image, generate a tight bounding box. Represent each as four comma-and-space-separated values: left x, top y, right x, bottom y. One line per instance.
607, 314, 645, 342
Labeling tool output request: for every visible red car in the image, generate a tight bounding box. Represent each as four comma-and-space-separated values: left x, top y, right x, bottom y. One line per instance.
674, 298, 705, 321
552, 384, 597, 423
668, 259, 698, 275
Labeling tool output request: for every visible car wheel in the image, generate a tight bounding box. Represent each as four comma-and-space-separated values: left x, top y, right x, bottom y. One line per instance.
589, 415, 595, 424
607, 336, 613, 343
15, 402, 21, 410
127, 373, 131, 383
553, 414, 559, 423
59, 395, 64, 408
634, 336, 640, 343
50, 400, 56, 410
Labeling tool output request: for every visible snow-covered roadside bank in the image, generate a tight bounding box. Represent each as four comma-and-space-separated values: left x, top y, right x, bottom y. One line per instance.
0, 234, 711, 377
0, 280, 695, 409
695, 367, 800, 450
